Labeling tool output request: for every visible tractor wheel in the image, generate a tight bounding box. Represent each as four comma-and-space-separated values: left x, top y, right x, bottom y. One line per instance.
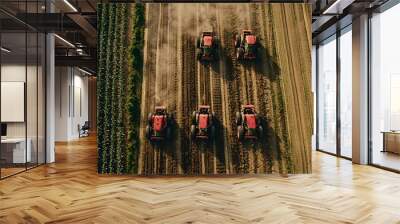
256, 114, 261, 125
234, 35, 241, 48
211, 112, 216, 123
236, 48, 244, 60
258, 125, 264, 139
196, 48, 201, 60
191, 111, 197, 124
196, 37, 201, 48
147, 113, 153, 124
213, 51, 219, 61
166, 117, 172, 126
237, 125, 244, 141
145, 125, 151, 139
166, 127, 172, 140
213, 36, 219, 47
235, 112, 242, 125
196, 49, 203, 61
190, 125, 196, 140
210, 126, 216, 140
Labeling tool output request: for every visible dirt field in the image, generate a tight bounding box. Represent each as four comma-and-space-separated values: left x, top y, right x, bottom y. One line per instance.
138, 3, 312, 175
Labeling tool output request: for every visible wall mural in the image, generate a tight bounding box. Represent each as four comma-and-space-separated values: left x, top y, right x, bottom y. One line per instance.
97, 3, 313, 175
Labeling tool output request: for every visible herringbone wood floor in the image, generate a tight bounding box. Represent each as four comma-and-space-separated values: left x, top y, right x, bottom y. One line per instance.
1, 136, 399, 224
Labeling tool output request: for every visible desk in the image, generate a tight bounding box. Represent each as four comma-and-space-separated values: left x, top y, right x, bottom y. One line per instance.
382, 132, 400, 154
1, 138, 31, 163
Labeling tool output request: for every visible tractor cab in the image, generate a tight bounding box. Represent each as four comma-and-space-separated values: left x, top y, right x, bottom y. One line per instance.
242, 105, 257, 129
191, 105, 216, 140
198, 114, 209, 129
146, 106, 172, 141
235, 30, 258, 60
236, 104, 263, 141
243, 30, 256, 45
198, 105, 211, 129
152, 116, 166, 132
197, 32, 219, 61
203, 35, 213, 48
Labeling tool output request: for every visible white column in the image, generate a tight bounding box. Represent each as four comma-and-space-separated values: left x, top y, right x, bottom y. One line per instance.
46, 32, 55, 163
352, 14, 369, 164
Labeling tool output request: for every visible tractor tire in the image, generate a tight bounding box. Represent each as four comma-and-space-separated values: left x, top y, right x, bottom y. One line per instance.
213, 36, 219, 47
258, 125, 264, 139
192, 111, 197, 124
213, 51, 219, 61
256, 114, 261, 125
234, 35, 240, 48
190, 125, 196, 140
196, 37, 201, 48
147, 113, 153, 124
210, 112, 216, 122
237, 125, 244, 141
166, 127, 172, 140
145, 125, 151, 139
235, 112, 242, 125
196, 49, 203, 61
236, 48, 244, 60
210, 126, 216, 140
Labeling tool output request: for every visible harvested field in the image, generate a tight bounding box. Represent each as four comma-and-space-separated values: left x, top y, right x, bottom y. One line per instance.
138, 3, 312, 175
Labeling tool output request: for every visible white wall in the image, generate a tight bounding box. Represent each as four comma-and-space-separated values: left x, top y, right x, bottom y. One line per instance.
55, 66, 89, 141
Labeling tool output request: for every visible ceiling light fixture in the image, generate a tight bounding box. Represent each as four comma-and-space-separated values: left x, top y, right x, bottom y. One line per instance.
54, 34, 75, 48
322, 0, 354, 15
63, 0, 78, 12
1, 47, 11, 53
78, 67, 93, 76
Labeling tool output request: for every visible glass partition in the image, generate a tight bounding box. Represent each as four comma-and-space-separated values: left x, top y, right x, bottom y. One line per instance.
317, 35, 337, 154
0, 1, 46, 179
1, 31, 28, 177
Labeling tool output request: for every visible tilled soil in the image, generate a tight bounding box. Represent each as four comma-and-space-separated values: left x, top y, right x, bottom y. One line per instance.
138, 3, 312, 175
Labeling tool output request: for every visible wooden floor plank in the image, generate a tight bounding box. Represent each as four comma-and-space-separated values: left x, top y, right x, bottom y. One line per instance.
0, 135, 399, 223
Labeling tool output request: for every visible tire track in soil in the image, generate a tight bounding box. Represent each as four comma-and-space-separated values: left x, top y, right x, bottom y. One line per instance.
175, 4, 184, 175
180, 5, 198, 175
256, 4, 278, 173
250, 4, 269, 173
153, 4, 166, 175
139, 4, 160, 175
221, 5, 246, 174
208, 3, 226, 174
269, 5, 297, 174
216, 5, 233, 174
242, 4, 259, 174
280, 5, 312, 173
167, 5, 180, 175
192, 4, 222, 175
195, 4, 206, 174
248, 3, 280, 174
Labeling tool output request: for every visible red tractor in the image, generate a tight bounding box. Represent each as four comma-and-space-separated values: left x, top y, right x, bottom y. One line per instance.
196, 32, 219, 61
146, 106, 173, 141
190, 105, 216, 140
234, 30, 258, 60
235, 105, 263, 141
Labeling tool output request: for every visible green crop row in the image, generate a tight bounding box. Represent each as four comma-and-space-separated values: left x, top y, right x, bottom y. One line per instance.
97, 4, 145, 174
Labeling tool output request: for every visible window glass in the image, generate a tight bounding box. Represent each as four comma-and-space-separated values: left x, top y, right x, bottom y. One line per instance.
371, 3, 400, 171
318, 35, 337, 154
340, 27, 352, 158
